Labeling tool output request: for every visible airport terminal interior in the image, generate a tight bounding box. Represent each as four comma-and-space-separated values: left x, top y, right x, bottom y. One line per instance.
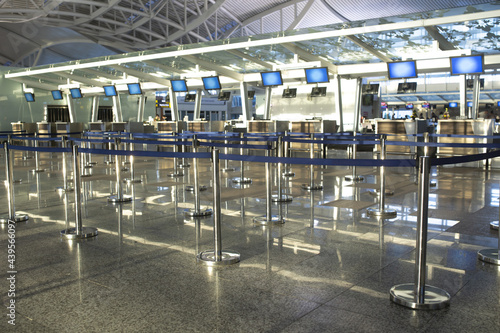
0, 1, 500, 332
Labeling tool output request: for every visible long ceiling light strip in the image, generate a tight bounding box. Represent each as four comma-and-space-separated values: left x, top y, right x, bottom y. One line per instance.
5, 9, 500, 79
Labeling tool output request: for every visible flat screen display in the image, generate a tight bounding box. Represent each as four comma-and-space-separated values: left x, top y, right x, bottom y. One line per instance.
260, 71, 283, 86
70, 88, 82, 99
422, 102, 430, 108
449, 102, 458, 108
103, 85, 117, 97
497, 101, 500, 107
305, 67, 329, 83
51, 90, 63, 100
467, 101, 473, 107
24, 93, 35, 102
387, 61, 417, 79
171, 79, 188, 92
450, 55, 484, 75
202, 76, 221, 90
127, 83, 142, 95
405, 103, 414, 109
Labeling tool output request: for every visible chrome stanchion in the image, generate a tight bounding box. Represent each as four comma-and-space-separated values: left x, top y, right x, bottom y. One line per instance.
233, 132, 251, 184
197, 149, 240, 265
178, 130, 190, 168
390, 156, 450, 309
254, 150, 285, 225
185, 135, 212, 217
345, 132, 363, 182
124, 133, 142, 184
282, 131, 295, 177
86, 138, 97, 166
478, 178, 500, 263
0, 143, 28, 224
302, 133, 323, 190
272, 136, 292, 202
55, 136, 74, 193
222, 130, 235, 172
61, 145, 98, 239
168, 132, 184, 177
104, 134, 114, 165
367, 135, 396, 218
108, 138, 132, 203
80, 140, 92, 178
31, 133, 45, 173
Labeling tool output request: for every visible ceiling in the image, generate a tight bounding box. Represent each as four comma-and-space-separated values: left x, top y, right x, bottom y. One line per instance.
0, 0, 496, 67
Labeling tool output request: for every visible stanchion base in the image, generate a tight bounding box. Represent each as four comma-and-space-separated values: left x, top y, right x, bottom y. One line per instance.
223, 168, 236, 172
489, 221, 499, 230
178, 163, 191, 168
168, 172, 184, 177
121, 167, 129, 172
80, 174, 92, 178
390, 283, 450, 310
253, 215, 285, 225
60, 227, 98, 240
184, 208, 213, 217
55, 186, 74, 193
22, 156, 33, 160
108, 195, 133, 203
345, 175, 364, 182
0, 214, 29, 224
233, 177, 252, 184
301, 184, 323, 191
84, 165, 93, 169
283, 171, 295, 177
185, 185, 207, 192
271, 194, 293, 202
87, 162, 97, 165
123, 178, 142, 184
478, 248, 500, 265
31, 169, 45, 173
104, 160, 115, 165
13, 179, 22, 184
367, 208, 397, 218
197, 250, 240, 266
368, 189, 394, 196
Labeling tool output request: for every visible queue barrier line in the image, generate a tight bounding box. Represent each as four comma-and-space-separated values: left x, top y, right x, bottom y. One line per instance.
71, 138, 114, 144
200, 142, 272, 150
11, 136, 63, 142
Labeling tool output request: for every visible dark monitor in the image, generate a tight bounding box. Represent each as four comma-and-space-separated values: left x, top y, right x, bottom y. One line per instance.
51, 90, 63, 100
466, 78, 484, 89
282, 88, 297, 98
127, 83, 142, 95
310, 86, 327, 97
260, 71, 283, 86
422, 102, 430, 109
449, 102, 458, 108
387, 60, 417, 79
218, 91, 231, 101
184, 93, 196, 102
305, 67, 329, 83
202, 76, 221, 90
450, 54, 484, 75
467, 101, 473, 107
171, 79, 188, 92
362, 84, 380, 94
397, 82, 417, 93
103, 85, 117, 97
406, 103, 414, 109
24, 92, 35, 102
70, 88, 82, 99
247, 91, 255, 99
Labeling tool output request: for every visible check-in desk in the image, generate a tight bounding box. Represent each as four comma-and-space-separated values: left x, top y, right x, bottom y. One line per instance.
89, 122, 110, 132
156, 121, 185, 133
110, 122, 127, 133
11, 122, 36, 134
288, 120, 337, 153
55, 122, 83, 138
375, 119, 427, 154
247, 120, 289, 133
186, 121, 208, 132
437, 119, 494, 156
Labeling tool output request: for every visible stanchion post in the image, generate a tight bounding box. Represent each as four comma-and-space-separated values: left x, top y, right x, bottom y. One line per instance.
301, 133, 323, 190
185, 135, 212, 217
367, 135, 396, 218
282, 130, 295, 177
345, 132, 363, 182
254, 150, 284, 225
178, 130, 190, 168
233, 132, 251, 184
197, 149, 240, 265
55, 136, 74, 192
0, 143, 28, 224
273, 135, 292, 202
60, 145, 97, 239
32, 133, 45, 173
223, 130, 235, 172
169, 132, 184, 177
108, 138, 132, 203
124, 133, 142, 183
389, 156, 450, 309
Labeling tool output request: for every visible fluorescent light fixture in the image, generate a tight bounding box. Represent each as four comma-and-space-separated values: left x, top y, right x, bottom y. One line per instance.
181, 71, 217, 79
273, 61, 321, 71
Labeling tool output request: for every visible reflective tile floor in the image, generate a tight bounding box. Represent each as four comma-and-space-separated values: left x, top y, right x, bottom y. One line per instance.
0, 149, 499, 332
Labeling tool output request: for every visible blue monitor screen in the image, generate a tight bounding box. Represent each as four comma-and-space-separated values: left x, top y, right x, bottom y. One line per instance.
51, 90, 63, 100
387, 61, 417, 79
171, 79, 188, 92
405, 103, 414, 109
450, 55, 484, 75
260, 71, 283, 86
103, 85, 117, 97
24, 93, 35, 102
202, 76, 221, 90
70, 88, 82, 99
497, 101, 500, 107
305, 67, 329, 83
449, 102, 458, 108
127, 83, 142, 95
467, 101, 473, 107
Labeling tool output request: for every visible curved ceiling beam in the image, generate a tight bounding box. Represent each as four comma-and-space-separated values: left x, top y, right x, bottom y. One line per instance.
287, 0, 315, 30
73, 0, 122, 26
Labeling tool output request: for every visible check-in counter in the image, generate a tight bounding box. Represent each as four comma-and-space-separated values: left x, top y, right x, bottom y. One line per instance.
247, 120, 289, 133
11, 122, 36, 134
55, 122, 83, 138
375, 119, 427, 154
437, 119, 494, 156
110, 122, 127, 132
156, 121, 185, 133
89, 122, 109, 132
288, 120, 337, 152
186, 121, 208, 132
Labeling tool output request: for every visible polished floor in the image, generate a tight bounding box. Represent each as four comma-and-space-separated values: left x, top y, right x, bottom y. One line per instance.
0, 148, 499, 332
